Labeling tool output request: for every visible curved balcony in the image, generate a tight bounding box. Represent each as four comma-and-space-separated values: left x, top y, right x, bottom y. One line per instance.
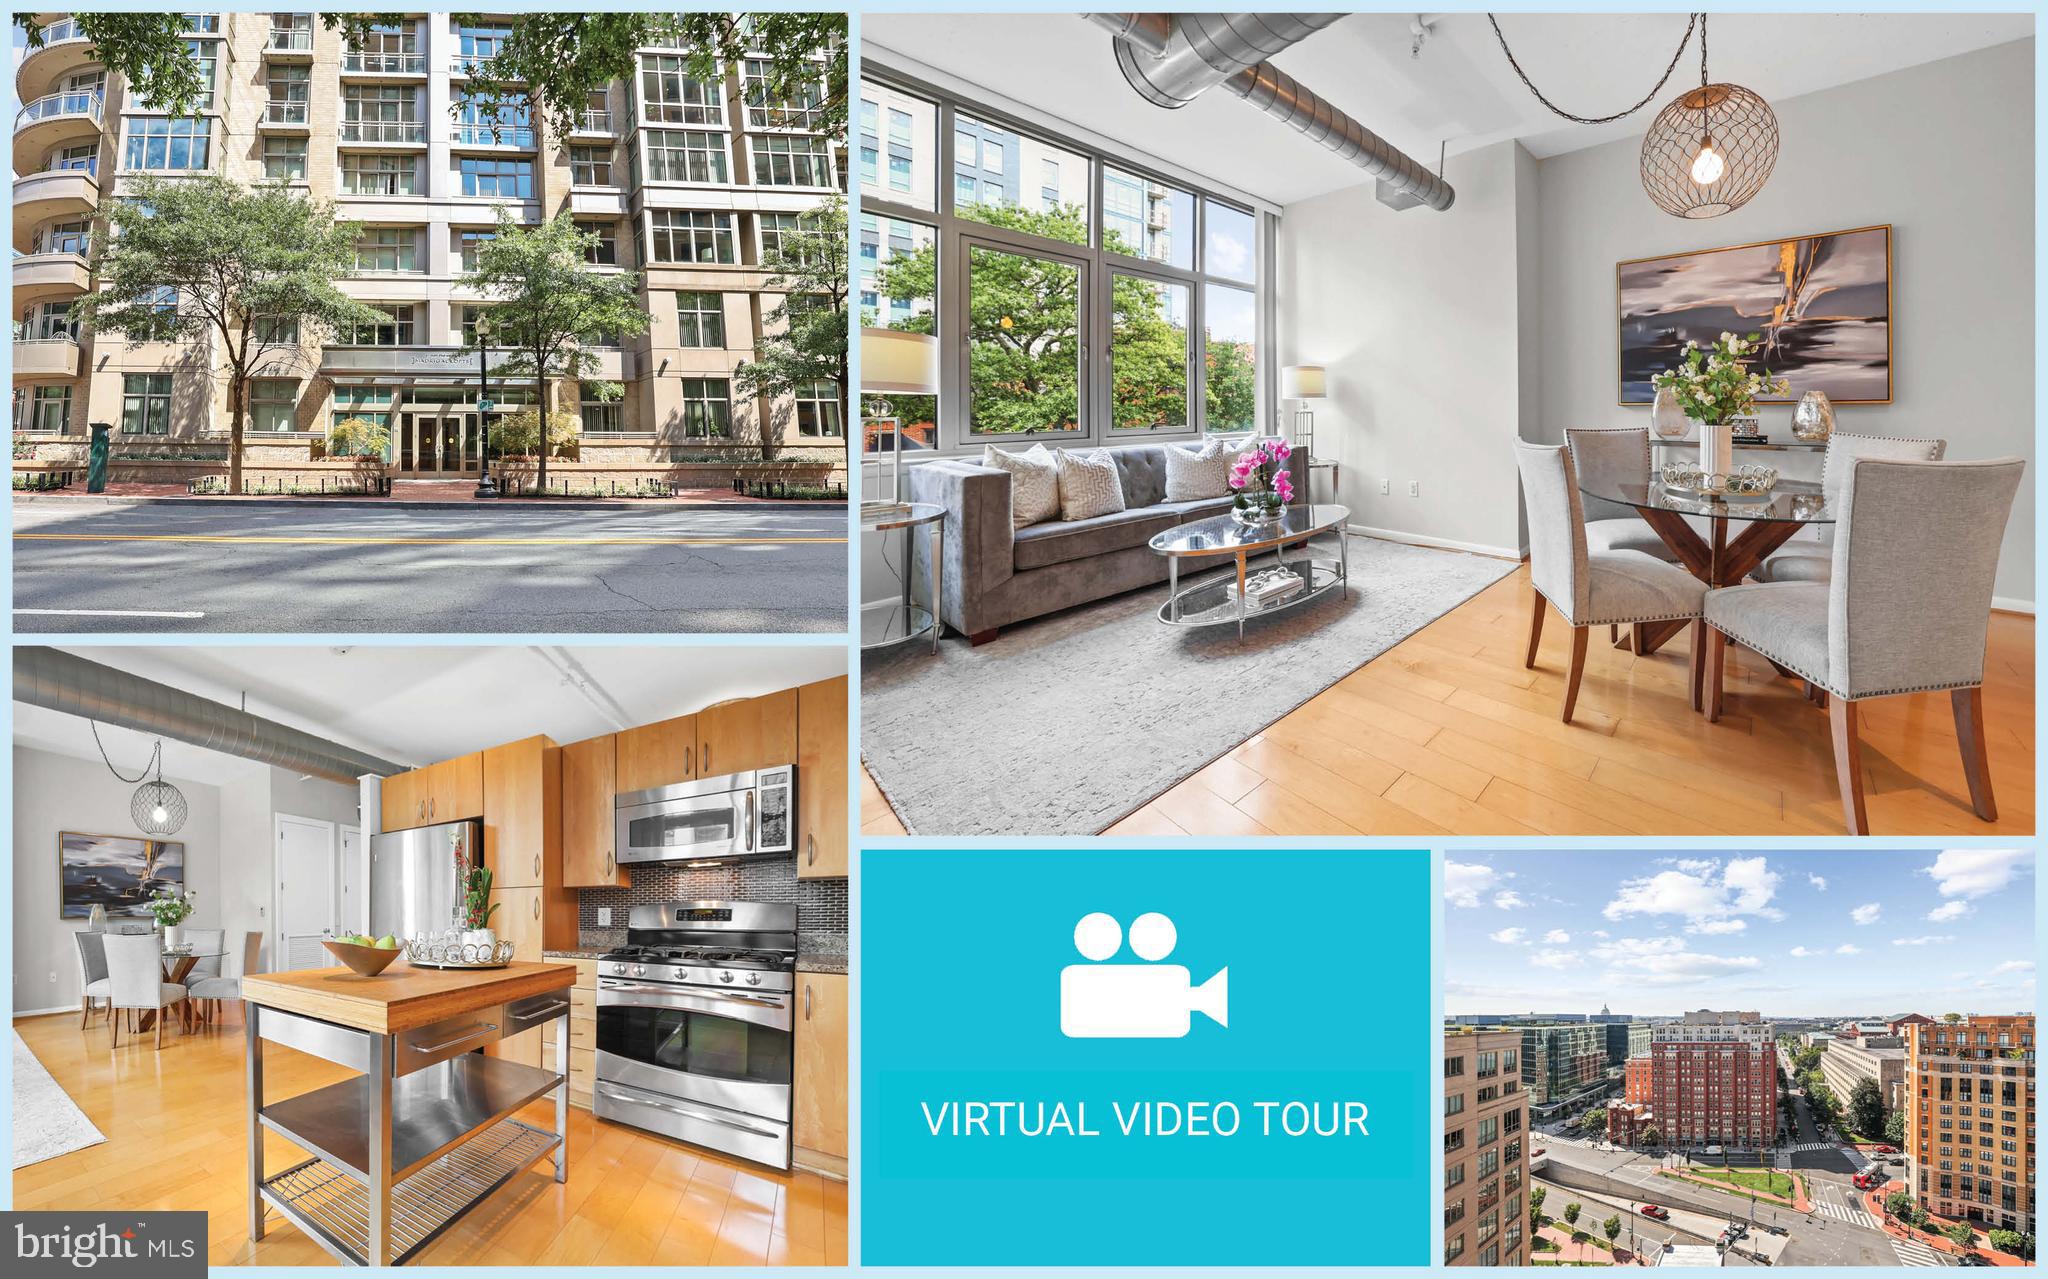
13, 167, 99, 252
13, 336, 82, 379
13, 252, 92, 308
15, 18, 96, 104
14, 90, 103, 176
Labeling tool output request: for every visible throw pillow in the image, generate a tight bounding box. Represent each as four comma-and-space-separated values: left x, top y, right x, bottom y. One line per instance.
1054, 448, 1127, 521
1163, 440, 1234, 501
981, 443, 1060, 528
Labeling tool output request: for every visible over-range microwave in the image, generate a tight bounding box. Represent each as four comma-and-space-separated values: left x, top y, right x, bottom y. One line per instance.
615, 766, 794, 866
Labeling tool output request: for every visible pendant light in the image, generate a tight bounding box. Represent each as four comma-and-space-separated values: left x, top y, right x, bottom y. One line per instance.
92, 721, 190, 836
1639, 15, 1779, 218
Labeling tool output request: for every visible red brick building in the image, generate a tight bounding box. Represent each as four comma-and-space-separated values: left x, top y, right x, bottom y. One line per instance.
1649, 1012, 1778, 1150
1625, 1055, 1654, 1103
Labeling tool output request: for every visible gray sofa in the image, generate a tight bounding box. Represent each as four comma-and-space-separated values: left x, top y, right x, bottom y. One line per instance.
909, 440, 1308, 643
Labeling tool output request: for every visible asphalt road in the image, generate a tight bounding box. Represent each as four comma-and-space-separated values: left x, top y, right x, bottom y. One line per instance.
13, 500, 849, 633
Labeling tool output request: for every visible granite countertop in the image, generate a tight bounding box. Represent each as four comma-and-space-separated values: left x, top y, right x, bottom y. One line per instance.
543, 948, 612, 960
797, 955, 847, 975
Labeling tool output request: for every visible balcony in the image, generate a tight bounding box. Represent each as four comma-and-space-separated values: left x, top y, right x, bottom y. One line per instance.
342, 51, 426, 76
14, 336, 81, 379
13, 252, 92, 308
570, 109, 614, 137
451, 123, 535, 149
15, 18, 95, 104
14, 90, 103, 174
260, 100, 311, 130
264, 28, 314, 59
449, 57, 522, 80
338, 120, 427, 145
13, 167, 99, 250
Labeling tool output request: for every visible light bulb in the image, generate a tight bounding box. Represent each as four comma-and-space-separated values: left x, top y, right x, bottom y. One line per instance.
151, 805, 169, 823
1690, 138, 1725, 185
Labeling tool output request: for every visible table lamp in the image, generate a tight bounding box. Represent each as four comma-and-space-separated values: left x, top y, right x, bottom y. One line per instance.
861, 327, 939, 516
1280, 364, 1326, 459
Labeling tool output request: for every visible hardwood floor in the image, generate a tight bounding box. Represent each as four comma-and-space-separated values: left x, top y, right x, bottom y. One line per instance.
859, 562, 2035, 837
12, 1010, 847, 1267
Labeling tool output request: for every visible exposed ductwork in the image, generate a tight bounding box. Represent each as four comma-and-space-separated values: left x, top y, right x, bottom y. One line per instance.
14, 647, 411, 784
1087, 12, 1455, 211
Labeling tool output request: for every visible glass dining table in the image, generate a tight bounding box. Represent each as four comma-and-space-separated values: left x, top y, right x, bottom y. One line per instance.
1579, 478, 1835, 656
151, 946, 225, 1032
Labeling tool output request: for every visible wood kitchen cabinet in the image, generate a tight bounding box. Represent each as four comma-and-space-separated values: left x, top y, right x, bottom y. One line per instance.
483, 736, 558, 890
379, 753, 483, 833
796, 676, 848, 879
561, 734, 627, 887
793, 971, 848, 1162
615, 712, 696, 794
698, 687, 797, 778
541, 959, 597, 1107
486, 884, 577, 1067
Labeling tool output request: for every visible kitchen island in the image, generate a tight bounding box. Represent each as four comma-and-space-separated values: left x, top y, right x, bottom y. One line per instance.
244, 961, 576, 1267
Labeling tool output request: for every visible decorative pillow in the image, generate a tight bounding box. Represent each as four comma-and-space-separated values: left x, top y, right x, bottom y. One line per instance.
981, 443, 1060, 528
1054, 448, 1128, 521
1163, 440, 1235, 501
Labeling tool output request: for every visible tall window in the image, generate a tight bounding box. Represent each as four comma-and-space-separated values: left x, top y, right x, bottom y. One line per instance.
580, 393, 624, 434
644, 130, 727, 184
457, 230, 495, 270
341, 85, 418, 142
346, 21, 419, 73
570, 146, 614, 186
132, 38, 215, 110
753, 135, 831, 187
649, 211, 734, 265
675, 292, 724, 348
455, 94, 532, 146
124, 118, 211, 171
263, 135, 306, 180
1110, 276, 1190, 433
24, 385, 73, 432
340, 152, 415, 196
759, 213, 802, 260
455, 24, 511, 73
641, 55, 722, 126
794, 380, 843, 438
332, 386, 392, 429
268, 13, 312, 52
579, 223, 619, 267
459, 157, 532, 199
121, 374, 174, 435
744, 57, 825, 130
250, 379, 297, 431
679, 378, 732, 439
340, 304, 414, 346
966, 244, 1081, 436
266, 64, 309, 123
355, 227, 415, 273
1204, 281, 1256, 433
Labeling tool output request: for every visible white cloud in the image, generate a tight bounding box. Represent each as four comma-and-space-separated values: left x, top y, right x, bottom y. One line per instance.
1590, 929, 1610, 939
1604, 856, 1782, 926
1927, 901, 1972, 923
1990, 960, 2036, 977
1542, 929, 1571, 945
1445, 861, 1502, 908
1835, 944, 1862, 956
1789, 946, 1820, 957
1892, 936, 1955, 947
1494, 890, 1527, 911
1852, 903, 1882, 926
1490, 927, 1528, 945
1590, 936, 1762, 985
1688, 919, 1747, 936
1923, 849, 2032, 900
1531, 949, 1582, 970
1807, 873, 1828, 892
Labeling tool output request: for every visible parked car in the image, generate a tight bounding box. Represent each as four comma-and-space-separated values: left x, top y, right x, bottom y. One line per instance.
1640, 1205, 1671, 1221
1704, 1145, 1725, 1156
1725, 1222, 1749, 1239
1958, 1254, 1991, 1267
1853, 1172, 1883, 1191
1888, 1157, 1906, 1166
1873, 1144, 1898, 1154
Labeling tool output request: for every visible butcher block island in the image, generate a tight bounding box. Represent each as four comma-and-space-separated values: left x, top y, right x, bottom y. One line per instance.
243, 961, 577, 1267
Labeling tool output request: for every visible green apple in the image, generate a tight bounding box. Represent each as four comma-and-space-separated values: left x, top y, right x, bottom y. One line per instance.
374, 935, 398, 950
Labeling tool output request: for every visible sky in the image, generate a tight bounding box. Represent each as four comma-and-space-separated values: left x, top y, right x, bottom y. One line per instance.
1444, 849, 2035, 1019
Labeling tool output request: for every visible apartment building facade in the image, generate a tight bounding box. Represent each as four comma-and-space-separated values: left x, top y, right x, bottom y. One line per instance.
1648, 1012, 1778, 1150
1520, 1022, 1610, 1110
1604, 1021, 1652, 1069
13, 12, 844, 480
1904, 1015, 2035, 1234
1445, 1029, 1529, 1267
1820, 1034, 1907, 1113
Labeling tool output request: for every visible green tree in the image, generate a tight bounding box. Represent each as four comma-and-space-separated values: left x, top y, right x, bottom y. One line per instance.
735, 196, 848, 463
460, 211, 648, 493
491, 409, 579, 460
1603, 1215, 1622, 1246
1563, 1202, 1582, 1227
1205, 326, 1257, 432
1579, 1107, 1609, 1135
1792, 1045, 1824, 1074
1807, 1082, 1843, 1132
1641, 1126, 1662, 1147
1944, 1220, 1978, 1251
1884, 1109, 1906, 1145
1988, 1229, 2034, 1259
1848, 1077, 1886, 1139
75, 175, 381, 495
1941, 1012, 1963, 1023
1530, 1185, 1547, 1217
1886, 1191, 1916, 1221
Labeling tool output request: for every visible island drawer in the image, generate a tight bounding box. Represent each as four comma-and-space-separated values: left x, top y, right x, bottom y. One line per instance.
395, 1006, 506, 1075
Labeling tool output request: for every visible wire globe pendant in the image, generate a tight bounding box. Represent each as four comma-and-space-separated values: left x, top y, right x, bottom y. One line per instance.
132, 779, 189, 836
1641, 82, 1778, 218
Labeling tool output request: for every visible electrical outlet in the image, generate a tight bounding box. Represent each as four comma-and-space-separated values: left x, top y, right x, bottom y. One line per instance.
1379, 477, 1391, 495
48, 971, 57, 983
597, 906, 613, 927
1408, 480, 1420, 497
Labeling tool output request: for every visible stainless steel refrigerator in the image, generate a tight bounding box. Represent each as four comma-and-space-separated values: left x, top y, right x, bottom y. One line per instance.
367, 818, 482, 941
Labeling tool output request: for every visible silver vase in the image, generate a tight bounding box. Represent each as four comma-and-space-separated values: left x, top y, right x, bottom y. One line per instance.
1791, 390, 1835, 442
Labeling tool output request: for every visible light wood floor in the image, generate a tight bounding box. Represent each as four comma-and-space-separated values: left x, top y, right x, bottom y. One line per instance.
861, 563, 2034, 837
12, 1010, 847, 1267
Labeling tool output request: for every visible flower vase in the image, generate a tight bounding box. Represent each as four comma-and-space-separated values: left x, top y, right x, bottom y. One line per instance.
1651, 386, 1691, 441
1698, 420, 1733, 477
164, 924, 184, 950
1233, 489, 1284, 525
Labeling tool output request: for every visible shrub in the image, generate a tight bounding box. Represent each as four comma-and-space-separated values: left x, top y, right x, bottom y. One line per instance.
327, 416, 390, 459
491, 408, 579, 458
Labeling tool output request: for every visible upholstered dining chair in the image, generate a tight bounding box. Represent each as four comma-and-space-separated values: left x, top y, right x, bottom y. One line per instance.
190, 931, 261, 1027
1703, 455, 2024, 834
1751, 431, 1947, 584
74, 931, 111, 1031
1564, 427, 1679, 562
181, 927, 226, 1026
1515, 441, 1710, 722
104, 931, 189, 1050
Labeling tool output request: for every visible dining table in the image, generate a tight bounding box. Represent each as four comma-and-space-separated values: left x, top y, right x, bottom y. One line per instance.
142, 946, 224, 1032
1579, 476, 1835, 661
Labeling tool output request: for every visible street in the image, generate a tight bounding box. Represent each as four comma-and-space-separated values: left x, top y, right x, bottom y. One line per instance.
13, 500, 848, 633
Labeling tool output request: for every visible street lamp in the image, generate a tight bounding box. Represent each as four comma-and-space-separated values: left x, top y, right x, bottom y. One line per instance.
473, 312, 497, 498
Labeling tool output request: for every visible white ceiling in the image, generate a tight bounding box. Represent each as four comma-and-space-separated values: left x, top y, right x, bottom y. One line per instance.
16, 646, 847, 783
866, 11, 2034, 205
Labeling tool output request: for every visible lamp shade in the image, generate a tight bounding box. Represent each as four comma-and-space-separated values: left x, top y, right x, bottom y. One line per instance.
861, 328, 939, 395
1280, 364, 1326, 400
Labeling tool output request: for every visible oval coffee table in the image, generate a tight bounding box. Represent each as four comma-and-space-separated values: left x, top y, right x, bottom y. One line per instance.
1148, 503, 1351, 638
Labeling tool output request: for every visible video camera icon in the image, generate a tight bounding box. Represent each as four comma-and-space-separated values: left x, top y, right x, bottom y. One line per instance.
1059, 911, 1228, 1039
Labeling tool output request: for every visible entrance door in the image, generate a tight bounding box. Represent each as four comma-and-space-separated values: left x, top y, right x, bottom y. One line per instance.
396, 413, 480, 476
274, 815, 336, 970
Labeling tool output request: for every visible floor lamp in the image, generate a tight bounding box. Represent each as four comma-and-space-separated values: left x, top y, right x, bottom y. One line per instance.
860, 327, 939, 516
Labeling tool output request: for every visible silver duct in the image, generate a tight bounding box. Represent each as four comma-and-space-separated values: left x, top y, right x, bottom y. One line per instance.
14, 647, 411, 783
1097, 12, 1455, 212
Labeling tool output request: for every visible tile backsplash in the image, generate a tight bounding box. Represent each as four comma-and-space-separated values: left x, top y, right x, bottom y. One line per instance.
577, 859, 845, 955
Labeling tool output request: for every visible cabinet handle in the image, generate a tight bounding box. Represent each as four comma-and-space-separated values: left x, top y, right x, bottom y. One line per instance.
606, 851, 615, 877
804, 983, 812, 1020
533, 852, 541, 879
686, 746, 693, 776
702, 745, 710, 773
533, 896, 540, 920
807, 834, 816, 866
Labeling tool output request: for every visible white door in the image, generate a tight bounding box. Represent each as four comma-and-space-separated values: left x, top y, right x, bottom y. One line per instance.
338, 824, 363, 935
275, 815, 337, 970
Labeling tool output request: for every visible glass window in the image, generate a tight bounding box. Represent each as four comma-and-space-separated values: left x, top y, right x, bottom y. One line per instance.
649, 211, 735, 265
1203, 199, 1256, 282
570, 145, 614, 186
266, 64, 308, 123
458, 305, 498, 346
758, 212, 803, 261
888, 151, 912, 193
340, 84, 419, 141
859, 215, 937, 455
860, 145, 878, 185
250, 379, 297, 432
340, 152, 415, 195
268, 13, 312, 51
459, 157, 533, 199
983, 138, 1004, 173
794, 379, 843, 438
956, 113, 1087, 245
132, 38, 215, 110
679, 377, 732, 439
355, 226, 415, 273
1103, 167, 1194, 271
1111, 276, 1189, 433
640, 55, 722, 126
454, 93, 532, 147
455, 24, 511, 73
753, 135, 831, 187
457, 230, 494, 270
262, 135, 306, 180
52, 143, 98, 174
579, 222, 619, 267
676, 292, 725, 348
254, 315, 299, 343
1203, 282, 1256, 432
644, 130, 728, 184
26, 385, 72, 432
744, 57, 825, 130
346, 21, 419, 73
124, 118, 211, 171
35, 220, 91, 256
340, 304, 414, 346
967, 244, 1080, 436
121, 374, 174, 434
580, 394, 624, 434
331, 385, 392, 428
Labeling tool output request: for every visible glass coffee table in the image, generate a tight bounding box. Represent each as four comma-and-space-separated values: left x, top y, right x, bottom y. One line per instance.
1148, 503, 1351, 638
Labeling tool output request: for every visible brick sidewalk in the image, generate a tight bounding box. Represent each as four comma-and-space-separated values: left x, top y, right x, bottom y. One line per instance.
37, 480, 800, 505
1857, 1187, 2029, 1265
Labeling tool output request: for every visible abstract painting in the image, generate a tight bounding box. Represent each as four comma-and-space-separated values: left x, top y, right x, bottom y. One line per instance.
1618, 224, 1891, 404
59, 831, 185, 918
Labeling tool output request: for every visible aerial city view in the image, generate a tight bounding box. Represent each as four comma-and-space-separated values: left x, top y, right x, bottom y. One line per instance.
1444, 850, 2036, 1268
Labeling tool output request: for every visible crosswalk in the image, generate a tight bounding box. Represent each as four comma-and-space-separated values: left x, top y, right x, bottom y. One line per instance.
1786, 1141, 1838, 1154
1892, 1238, 1947, 1267
1812, 1194, 1879, 1229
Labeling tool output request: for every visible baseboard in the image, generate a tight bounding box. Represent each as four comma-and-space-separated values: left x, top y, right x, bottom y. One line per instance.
1992, 596, 2035, 616
14, 1004, 82, 1019
1347, 523, 1524, 562
794, 1147, 849, 1181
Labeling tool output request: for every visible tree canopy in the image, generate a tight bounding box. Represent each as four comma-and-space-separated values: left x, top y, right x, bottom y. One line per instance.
1847, 1076, 1886, 1139
735, 196, 848, 458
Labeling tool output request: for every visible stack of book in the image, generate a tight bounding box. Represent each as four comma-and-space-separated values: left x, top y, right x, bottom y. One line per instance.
1225, 567, 1306, 607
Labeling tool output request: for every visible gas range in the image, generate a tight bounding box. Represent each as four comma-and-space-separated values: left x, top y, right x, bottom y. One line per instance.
597, 944, 796, 993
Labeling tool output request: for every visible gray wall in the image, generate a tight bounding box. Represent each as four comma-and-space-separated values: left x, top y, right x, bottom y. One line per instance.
1536, 38, 2035, 606
12, 746, 222, 1014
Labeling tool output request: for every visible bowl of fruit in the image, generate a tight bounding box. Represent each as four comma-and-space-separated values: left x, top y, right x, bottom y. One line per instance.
324, 932, 405, 977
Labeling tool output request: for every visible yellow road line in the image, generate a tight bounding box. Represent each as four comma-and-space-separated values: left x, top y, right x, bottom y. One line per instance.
16, 533, 846, 546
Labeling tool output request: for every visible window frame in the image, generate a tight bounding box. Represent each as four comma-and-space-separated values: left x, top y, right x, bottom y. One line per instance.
121, 373, 175, 435
677, 376, 733, 440
675, 291, 726, 349
249, 378, 299, 432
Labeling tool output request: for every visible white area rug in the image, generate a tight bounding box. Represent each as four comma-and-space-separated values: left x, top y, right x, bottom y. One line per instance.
12, 1029, 106, 1168
863, 534, 1518, 834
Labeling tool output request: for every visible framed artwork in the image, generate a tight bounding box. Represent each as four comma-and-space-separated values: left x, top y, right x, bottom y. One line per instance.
1617, 224, 1892, 405
59, 830, 186, 918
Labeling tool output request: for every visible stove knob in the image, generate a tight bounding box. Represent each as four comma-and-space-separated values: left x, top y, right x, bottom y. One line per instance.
746, 972, 761, 986
720, 971, 734, 983
630, 964, 645, 977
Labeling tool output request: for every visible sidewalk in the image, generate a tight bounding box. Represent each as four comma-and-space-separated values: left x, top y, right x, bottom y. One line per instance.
1857, 1187, 2030, 1265
16, 480, 844, 510
1537, 1224, 1634, 1266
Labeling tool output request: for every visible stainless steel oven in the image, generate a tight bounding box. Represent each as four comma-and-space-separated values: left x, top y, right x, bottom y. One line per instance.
614, 766, 793, 866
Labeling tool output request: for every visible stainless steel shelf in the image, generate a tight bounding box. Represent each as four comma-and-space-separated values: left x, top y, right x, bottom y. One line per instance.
260, 1118, 560, 1267
260, 1054, 564, 1183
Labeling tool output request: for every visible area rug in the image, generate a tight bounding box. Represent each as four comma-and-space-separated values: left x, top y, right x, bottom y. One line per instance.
12, 1030, 105, 1168
862, 534, 1518, 835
